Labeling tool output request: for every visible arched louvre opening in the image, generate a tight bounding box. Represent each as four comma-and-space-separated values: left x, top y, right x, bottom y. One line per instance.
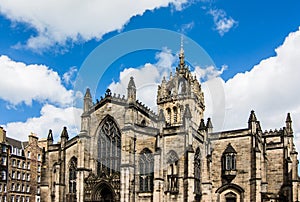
97, 116, 121, 176
194, 147, 201, 199
139, 148, 154, 192
173, 106, 178, 123
67, 157, 77, 202
166, 108, 171, 125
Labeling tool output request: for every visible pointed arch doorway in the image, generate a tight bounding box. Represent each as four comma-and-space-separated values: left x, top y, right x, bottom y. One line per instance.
92, 182, 117, 202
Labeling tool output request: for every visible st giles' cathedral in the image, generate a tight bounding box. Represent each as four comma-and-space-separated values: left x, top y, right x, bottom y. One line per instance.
40, 46, 300, 202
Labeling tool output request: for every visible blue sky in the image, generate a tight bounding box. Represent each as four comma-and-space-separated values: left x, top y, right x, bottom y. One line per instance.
0, 0, 300, 148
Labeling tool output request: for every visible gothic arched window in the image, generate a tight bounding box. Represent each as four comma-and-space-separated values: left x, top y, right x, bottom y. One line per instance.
97, 117, 121, 176
139, 148, 154, 192
194, 147, 201, 196
69, 157, 77, 193
167, 150, 179, 194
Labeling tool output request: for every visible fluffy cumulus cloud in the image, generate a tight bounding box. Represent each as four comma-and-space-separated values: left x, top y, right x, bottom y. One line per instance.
209, 8, 237, 36
0, 56, 83, 140
0, 0, 188, 50
223, 27, 300, 141
0, 55, 75, 106
4, 104, 82, 141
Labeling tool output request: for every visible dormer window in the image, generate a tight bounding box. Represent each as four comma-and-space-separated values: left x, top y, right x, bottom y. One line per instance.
222, 143, 237, 182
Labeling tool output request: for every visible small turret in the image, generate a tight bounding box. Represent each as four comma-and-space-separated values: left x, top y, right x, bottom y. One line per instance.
60, 126, 69, 147
47, 129, 53, 145
198, 119, 206, 131
286, 113, 293, 134
83, 88, 92, 113
127, 77, 136, 104
248, 110, 257, 132
61, 126, 69, 139
206, 118, 213, 133
248, 110, 257, 122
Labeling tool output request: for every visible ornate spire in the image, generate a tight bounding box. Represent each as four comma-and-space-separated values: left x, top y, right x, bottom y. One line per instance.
179, 35, 185, 68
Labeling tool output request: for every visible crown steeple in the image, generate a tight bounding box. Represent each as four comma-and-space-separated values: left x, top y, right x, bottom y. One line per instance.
156, 36, 205, 127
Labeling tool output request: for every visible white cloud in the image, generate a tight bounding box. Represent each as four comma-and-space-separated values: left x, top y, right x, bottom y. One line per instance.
0, 55, 75, 106
4, 104, 82, 141
209, 8, 237, 36
222, 27, 300, 155
193, 64, 227, 81
0, 0, 188, 50
180, 22, 195, 34
223, 27, 300, 134
63, 66, 77, 86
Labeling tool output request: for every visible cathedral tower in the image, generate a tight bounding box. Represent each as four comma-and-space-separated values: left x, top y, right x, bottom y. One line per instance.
156, 40, 205, 127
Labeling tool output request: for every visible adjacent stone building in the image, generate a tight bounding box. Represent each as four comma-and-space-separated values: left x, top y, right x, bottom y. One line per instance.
41, 47, 300, 202
0, 127, 43, 202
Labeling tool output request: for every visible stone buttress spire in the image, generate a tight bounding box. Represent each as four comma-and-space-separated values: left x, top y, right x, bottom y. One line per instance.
83, 88, 92, 113
59, 126, 69, 149
127, 77, 136, 104
206, 118, 213, 133
47, 129, 53, 144
286, 112, 293, 133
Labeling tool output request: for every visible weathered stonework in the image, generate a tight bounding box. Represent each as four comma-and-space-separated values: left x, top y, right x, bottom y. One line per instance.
41, 48, 300, 202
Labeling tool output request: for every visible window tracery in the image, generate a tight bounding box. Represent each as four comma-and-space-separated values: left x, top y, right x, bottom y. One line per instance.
97, 117, 121, 176
167, 150, 179, 193
139, 148, 154, 192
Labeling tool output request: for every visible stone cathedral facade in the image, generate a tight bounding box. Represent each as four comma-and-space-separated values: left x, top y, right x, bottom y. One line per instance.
41, 47, 300, 202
